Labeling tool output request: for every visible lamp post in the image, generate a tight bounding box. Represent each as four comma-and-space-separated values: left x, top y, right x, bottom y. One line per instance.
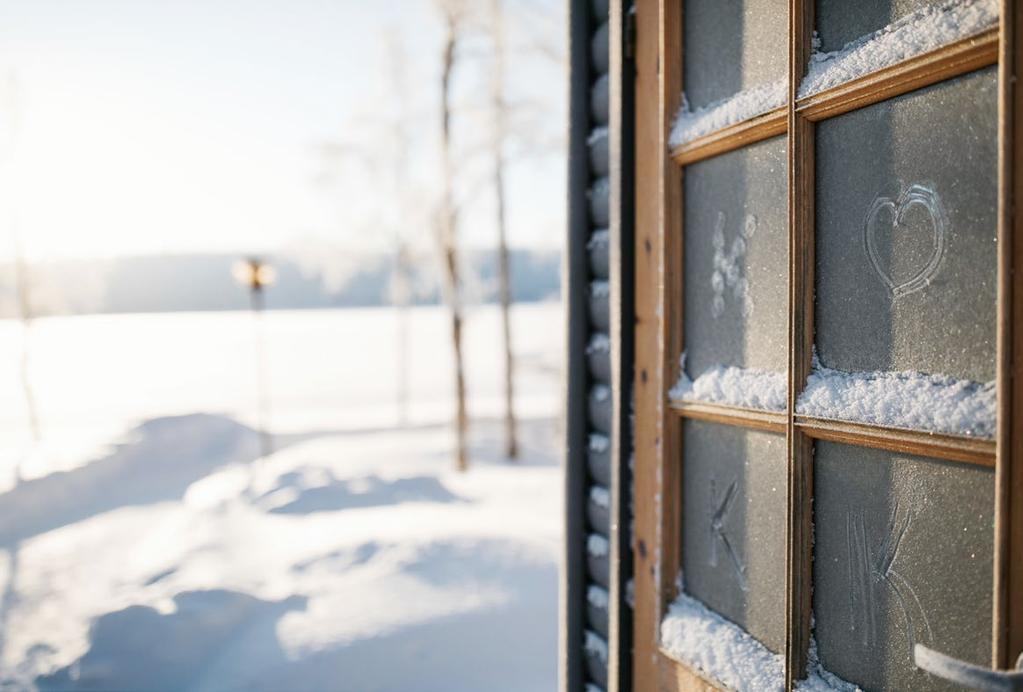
233, 257, 276, 461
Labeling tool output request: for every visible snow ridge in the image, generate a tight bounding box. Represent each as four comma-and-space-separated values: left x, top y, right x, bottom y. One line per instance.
589, 433, 609, 453
584, 630, 609, 662
660, 592, 858, 691
586, 333, 610, 354
587, 585, 609, 610
669, 355, 787, 412
669, 81, 787, 148
587, 533, 609, 558
796, 360, 995, 438
799, 0, 999, 97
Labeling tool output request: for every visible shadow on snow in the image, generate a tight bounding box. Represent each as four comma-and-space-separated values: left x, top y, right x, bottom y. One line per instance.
31, 540, 556, 692
0, 414, 262, 547
35, 590, 307, 692
256, 471, 464, 515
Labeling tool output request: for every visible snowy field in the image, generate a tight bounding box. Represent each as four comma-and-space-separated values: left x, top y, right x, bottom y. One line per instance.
0, 302, 564, 691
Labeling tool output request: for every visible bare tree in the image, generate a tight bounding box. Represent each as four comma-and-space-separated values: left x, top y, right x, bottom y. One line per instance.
488, 0, 517, 460
436, 0, 469, 472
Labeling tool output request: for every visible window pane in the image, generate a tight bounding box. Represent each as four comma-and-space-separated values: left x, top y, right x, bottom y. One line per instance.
684, 136, 788, 378
815, 0, 954, 53
683, 0, 787, 111
681, 420, 786, 653
813, 442, 994, 691
815, 67, 997, 383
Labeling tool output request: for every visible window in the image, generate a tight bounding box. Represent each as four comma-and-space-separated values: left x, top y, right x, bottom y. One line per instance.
631, 1, 1022, 690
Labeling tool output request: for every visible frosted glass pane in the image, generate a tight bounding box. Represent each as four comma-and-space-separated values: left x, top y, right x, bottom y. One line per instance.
684, 136, 787, 378
815, 67, 997, 382
681, 420, 786, 653
813, 442, 994, 691
815, 0, 950, 53
683, 0, 787, 110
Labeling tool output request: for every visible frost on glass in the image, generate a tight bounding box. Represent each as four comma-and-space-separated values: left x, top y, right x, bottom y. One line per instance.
681, 420, 786, 654
813, 442, 994, 692
684, 135, 787, 380
815, 0, 979, 54
815, 67, 997, 383
673, 0, 790, 144
682, 0, 787, 111
863, 184, 947, 299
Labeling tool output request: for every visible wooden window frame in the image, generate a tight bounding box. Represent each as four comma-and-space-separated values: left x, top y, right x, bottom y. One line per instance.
631, 1, 1022, 690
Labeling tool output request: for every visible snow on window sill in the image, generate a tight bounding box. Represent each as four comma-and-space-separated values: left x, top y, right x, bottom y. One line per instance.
660, 591, 858, 691
668, 355, 787, 413
669, 0, 998, 150
796, 361, 995, 439
798, 0, 999, 98
668, 81, 787, 149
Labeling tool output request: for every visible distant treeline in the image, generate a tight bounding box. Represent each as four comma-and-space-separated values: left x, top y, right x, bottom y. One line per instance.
0, 249, 561, 318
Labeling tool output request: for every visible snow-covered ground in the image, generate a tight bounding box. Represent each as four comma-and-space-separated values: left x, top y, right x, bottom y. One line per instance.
0, 304, 563, 486
0, 303, 564, 691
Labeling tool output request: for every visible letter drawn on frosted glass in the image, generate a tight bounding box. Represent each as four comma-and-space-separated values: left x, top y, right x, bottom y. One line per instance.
709, 476, 748, 591
864, 184, 948, 299
846, 502, 932, 656
711, 212, 757, 318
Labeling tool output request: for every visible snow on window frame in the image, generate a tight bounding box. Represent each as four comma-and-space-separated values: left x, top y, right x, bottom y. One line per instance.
668, 354, 787, 413
660, 589, 859, 691
799, 0, 999, 98
668, 0, 998, 148
796, 358, 996, 439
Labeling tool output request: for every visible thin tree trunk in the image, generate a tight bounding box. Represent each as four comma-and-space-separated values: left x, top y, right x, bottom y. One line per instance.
444, 243, 468, 473
439, 11, 468, 472
495, 165, 517, 460
490, 0, 517, 460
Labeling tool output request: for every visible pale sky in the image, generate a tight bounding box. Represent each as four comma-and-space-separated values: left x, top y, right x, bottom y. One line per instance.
0, 0, 566, 262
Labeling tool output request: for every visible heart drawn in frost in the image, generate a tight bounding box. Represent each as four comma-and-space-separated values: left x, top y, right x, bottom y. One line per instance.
863, 184, 947, 299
